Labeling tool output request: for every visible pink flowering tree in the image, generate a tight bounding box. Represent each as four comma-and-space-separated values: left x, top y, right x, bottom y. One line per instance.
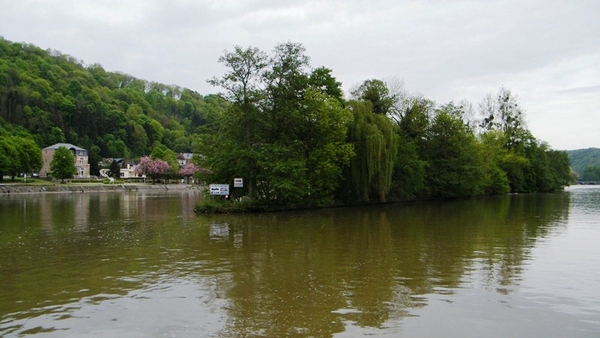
179, 163, 207, 184
136, 156, 170, 183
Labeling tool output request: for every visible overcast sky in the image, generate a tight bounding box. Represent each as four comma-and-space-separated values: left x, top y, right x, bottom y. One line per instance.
1, 0, 598, 150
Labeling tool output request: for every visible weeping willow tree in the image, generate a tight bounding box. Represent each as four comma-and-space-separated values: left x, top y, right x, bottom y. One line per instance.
343, 100, 399, 202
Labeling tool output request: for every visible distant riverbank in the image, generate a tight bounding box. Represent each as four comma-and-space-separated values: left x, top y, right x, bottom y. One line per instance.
0, 183, 201, 195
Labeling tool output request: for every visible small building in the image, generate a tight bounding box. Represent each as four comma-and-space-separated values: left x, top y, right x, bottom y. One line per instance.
120, 162, 141, 179
99, 158, 144, 179
40, 143, 90, 178
177, 153, 194, 167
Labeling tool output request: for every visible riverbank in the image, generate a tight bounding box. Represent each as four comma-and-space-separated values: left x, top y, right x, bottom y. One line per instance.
0, 183, 201, 195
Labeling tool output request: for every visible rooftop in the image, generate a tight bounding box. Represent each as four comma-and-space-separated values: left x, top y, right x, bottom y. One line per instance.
43, 143, 86, 151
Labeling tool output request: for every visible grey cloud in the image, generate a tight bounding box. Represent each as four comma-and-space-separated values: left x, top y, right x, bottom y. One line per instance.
0, 0, 599, 149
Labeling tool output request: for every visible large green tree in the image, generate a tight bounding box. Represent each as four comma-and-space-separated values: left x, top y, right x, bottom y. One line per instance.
478, 131, 511, 195
350, 79, 397, 116
396, 96, 434, 151
9, 136, 42, 180
0, 136, 18, 181
256, 88, 353, 204
342, 100, 398, 203
207, 45, 269, 197
50, 146, 77, 183
389, 133, 426, 201
0, 134, 42, 181
203, 42, 352, 205
423, 104, 484, 198
477, 88, 571, 193
479, 87, 528, 150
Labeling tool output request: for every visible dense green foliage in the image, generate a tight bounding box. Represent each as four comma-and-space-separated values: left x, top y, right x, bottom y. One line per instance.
567, 148, 600, 178
0, 123, 42, 181
0, 37, 225, 175
50, 146, 76, 182
201, 44, 572, 207
343, 100, 399, 202
423, 105, 484, 198
580, 166, 600, 181
200, 43, 353, 206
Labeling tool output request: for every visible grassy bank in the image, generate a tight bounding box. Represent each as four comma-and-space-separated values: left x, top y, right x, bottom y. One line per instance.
194, 198, 268, 214
194, 196, 346, 214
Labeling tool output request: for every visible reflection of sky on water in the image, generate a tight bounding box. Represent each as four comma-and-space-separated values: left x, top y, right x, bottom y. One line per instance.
1, 277, 229, 337
393, 186, 600, 337
519, 186, 600, 329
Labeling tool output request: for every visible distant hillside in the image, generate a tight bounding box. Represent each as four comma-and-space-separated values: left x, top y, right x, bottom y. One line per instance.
0, 37, 227, 174
567, 148, 600, 174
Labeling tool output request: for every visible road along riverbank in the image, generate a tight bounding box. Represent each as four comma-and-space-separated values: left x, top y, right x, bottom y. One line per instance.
0, 183, 201, 195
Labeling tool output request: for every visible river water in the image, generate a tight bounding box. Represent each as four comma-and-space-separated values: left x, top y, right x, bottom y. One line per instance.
0, 186, 599, 337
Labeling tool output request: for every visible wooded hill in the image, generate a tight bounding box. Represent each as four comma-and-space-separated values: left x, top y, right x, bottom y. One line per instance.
0, 37, 224, 174
567, 148, 600, 181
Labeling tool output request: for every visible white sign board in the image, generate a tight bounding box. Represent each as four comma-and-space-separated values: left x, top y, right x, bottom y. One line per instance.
234, 178, 243, 188
209, 184, 229, 196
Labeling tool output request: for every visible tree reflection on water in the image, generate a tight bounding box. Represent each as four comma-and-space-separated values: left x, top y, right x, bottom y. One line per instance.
0, 191, 574, 337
